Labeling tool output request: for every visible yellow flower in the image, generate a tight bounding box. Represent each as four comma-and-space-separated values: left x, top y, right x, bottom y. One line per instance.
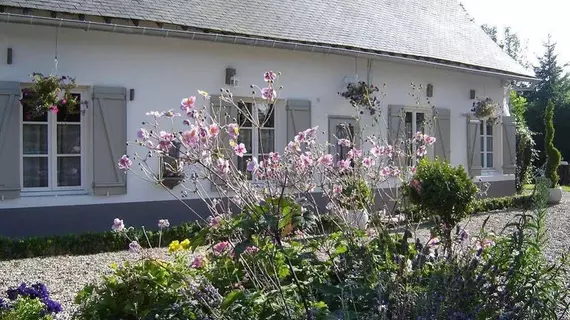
180, 238, 191, 250
229, 139, 237, 147
198, 90, 210, 99
169, 240, 181, 253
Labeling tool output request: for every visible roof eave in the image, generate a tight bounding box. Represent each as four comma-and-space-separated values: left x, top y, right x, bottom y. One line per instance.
0, 10, 538, 82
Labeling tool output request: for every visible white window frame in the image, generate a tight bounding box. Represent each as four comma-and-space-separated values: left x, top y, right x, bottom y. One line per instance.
480, 119, 494, 170
20, 88, 87, 195
403, 107, 432, 166
237, 101, 275, 182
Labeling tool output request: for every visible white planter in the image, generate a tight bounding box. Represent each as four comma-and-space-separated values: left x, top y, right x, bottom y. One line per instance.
548, 187, 563, 205
346, 209, 369, 230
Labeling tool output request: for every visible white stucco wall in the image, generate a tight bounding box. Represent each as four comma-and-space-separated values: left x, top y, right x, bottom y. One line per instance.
0, 23, 510, 209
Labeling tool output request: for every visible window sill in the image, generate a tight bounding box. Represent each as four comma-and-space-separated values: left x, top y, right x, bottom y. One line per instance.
21, 190, 89, 198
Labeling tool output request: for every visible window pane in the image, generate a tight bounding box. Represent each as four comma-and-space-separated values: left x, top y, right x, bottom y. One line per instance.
257, 103, 274, 128
238, 129, 252, 151
336, 122, 354, 140
480, 137, 484, 152
479, 121, 484, 134
57, 93, 81, 122
238, 102, 253, 127
21, 91, 48, 122
259, 129, 275, 154
416, 112, 425, 133
57, 124, 81, 154
23, 124, 48, 155
486, 137, 493, 152
23, 157, 48, 187
486, 153, 493, 168
481, 153, 485, 168
57, 156, 81, 187
486, 122, 493, 135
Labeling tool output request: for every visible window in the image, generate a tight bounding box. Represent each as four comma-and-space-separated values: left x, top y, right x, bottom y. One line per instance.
236, 101, 275, 179
480, 120, 493, 169
328, 117, 356, 162
21, 92, 84, 191
404, 110, 426, 166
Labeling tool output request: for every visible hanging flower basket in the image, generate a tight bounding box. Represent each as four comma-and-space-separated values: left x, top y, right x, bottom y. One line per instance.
20, 73, 80, 118
471, 97, 500, 122
339, 81, 381, 116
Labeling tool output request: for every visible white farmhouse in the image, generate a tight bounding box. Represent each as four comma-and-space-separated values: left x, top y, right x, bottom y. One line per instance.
0, 0, 535, 237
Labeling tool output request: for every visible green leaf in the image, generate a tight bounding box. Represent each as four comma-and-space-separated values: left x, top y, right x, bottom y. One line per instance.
278, 207, 293, 230
334, 244, 348, 256
221, 290, 245, 310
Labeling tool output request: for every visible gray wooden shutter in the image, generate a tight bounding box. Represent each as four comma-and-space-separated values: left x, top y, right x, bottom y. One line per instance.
92, 86, 127, 196
433, 108, 451, 162
388, 105, 405, 166
0, 82, 22, 200
466, 116, 482, 177
502, 116, 516, 175
286, 99, 311, 144
210, 95, 237, 190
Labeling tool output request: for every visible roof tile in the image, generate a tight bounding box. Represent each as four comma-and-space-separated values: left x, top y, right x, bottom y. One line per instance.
0, 0, 534, 77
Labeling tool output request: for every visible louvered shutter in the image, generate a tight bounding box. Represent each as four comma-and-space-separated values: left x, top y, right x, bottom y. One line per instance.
286, 99, 311, 144
433, 108, 451, 162
0, 82, 22, 200
92, 86, 128, 196
210, 95, 237, 190
502, 116, 516, 175
466, 116, 482, 177
388, 105, 406, 167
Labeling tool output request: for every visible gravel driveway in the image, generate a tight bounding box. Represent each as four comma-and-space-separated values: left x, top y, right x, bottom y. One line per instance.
0, 193, 568, 319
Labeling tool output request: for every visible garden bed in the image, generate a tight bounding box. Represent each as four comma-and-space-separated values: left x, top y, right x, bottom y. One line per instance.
1, 192, 568, 319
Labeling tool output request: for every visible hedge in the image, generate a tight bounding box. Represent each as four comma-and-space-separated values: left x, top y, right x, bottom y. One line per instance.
403, 194, 535, 223
0, 222, 202, 261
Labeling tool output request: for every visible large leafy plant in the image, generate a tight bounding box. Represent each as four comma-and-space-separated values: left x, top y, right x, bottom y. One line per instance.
406, 158, 478, 252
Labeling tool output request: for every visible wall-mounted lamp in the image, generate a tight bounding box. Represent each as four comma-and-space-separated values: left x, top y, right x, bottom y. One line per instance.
129, 89, 135, 101
6, 48, 12, 65
230, 75, 240, 88
426, 84, 434, 97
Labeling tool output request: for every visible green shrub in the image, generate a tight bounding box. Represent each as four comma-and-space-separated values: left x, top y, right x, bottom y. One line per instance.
0, 222, 202, 261
406, 158, 478, 243
73, 259, 221, 319
545, 100, 562, 187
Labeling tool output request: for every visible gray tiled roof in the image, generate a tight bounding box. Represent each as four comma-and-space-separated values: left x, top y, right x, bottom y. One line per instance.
0, 0, 534, 77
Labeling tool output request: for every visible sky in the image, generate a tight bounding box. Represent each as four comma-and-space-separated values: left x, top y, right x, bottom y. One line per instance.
460, 0, 570, 71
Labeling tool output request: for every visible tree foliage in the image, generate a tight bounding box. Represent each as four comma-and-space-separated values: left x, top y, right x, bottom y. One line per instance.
544, 100, 561, 187
525, 36, 570, 165
510, 92, 537, 192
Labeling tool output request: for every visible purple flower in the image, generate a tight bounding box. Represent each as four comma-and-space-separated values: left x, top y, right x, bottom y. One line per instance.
0, 298, 10, 310
137, 128, 149, 141
129, 241, 142, 253
263, 71, 277, 82
247, 157, 259, 172
118, 155, 132, 170
158, 219, 170, 228
112, 218, 125, 232
261, 87, 276, 102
